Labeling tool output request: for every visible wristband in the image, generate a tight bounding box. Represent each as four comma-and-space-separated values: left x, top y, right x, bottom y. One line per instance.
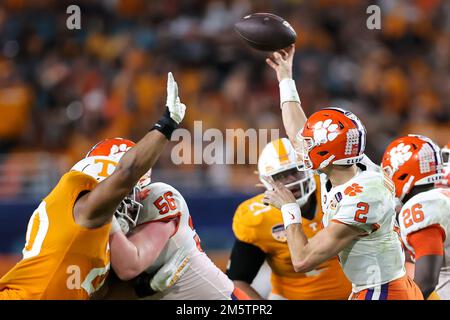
279, 78, 300, 107
151, 108, 179, 140
281, 203, 302, 229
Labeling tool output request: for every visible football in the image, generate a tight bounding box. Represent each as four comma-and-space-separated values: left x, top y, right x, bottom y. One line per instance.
234, 13, 297, 51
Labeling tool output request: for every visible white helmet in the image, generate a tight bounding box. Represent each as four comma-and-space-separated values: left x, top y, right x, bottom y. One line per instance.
258, 138, 316, 206
71, 155, 119, 182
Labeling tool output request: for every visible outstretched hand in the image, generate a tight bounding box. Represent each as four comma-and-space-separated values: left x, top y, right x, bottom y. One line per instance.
166, 72, 186, 124
261, 175, 297, 209
266, 44, 295, 82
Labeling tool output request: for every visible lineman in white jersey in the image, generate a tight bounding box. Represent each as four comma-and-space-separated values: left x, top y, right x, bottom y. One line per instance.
382, 135, 449, 299
135, 182, 249, 300
263, 44, 423, 299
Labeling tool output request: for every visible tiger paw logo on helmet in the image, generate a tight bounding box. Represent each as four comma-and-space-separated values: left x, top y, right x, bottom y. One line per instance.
382, 134, 443, 200
386, 143, 413, 171
312, 119, 339, 144
109, 143, 132, 157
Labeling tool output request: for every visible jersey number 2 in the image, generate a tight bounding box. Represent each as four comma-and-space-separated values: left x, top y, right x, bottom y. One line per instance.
354, 202, 369, 223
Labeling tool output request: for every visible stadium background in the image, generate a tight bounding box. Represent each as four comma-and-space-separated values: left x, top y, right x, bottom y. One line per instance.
0, 0, 449, 277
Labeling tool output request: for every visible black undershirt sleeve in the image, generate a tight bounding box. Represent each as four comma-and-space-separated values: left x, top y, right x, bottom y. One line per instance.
226, 239, 267, 284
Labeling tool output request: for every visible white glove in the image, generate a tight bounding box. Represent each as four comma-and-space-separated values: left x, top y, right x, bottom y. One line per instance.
110, 215, 130, 235
110, 216, 122, 235
166, 72, 186, 124
149, 247, 190, 292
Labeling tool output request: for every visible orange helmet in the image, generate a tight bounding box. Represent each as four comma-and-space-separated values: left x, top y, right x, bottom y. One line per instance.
297, 107, 366, 171
86, 137, 135, 160
381, 135, 443, 200
439, 142, 450, 186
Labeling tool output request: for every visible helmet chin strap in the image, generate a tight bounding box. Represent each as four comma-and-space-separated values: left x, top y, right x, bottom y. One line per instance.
318, 155, 335, 170
400, 175, 415, 202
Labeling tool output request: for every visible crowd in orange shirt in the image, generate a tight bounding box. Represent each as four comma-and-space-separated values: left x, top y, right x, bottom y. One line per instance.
0, 0, 448, 197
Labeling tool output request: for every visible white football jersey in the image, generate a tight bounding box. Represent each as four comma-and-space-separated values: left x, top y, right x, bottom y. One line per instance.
137, 182, 203, 273
399, 188, 450, 299
137, 182, 235, 300
320, 155, 406, 293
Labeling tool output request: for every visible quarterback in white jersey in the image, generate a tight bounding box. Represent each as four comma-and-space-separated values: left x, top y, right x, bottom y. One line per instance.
318, 155, 406, 294
383, 135, 449, 299
264, 44, 423, 299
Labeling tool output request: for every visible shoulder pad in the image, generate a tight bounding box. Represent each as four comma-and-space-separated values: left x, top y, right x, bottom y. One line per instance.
233, 194, 275, 243
137, 182, 188, 224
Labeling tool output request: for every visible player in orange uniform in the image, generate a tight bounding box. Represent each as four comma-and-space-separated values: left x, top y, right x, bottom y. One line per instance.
0, 73, 187, 299
227, 138, 351, 299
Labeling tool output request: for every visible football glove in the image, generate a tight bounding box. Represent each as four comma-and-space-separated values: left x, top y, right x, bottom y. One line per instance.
166, 72, 186, 124
152, 72, 186, 139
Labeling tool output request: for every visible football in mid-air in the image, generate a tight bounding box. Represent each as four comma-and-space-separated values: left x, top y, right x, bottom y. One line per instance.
234, 13, 297, 51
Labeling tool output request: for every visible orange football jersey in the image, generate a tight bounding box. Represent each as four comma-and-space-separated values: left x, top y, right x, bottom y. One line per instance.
0, 171, 111, 300
232, 183, 351, 300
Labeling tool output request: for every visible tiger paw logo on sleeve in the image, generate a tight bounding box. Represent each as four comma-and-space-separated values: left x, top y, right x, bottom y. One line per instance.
344, 183, 363, 197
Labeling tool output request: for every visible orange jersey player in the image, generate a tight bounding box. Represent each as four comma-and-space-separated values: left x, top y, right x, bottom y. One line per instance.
0, 72, 187, 300
227, 138, 351, 300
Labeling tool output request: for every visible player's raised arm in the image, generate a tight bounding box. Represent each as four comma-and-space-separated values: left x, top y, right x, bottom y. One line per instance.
109, 217, 178, 280
266, 44, 307, 148
74, 72, 186, 228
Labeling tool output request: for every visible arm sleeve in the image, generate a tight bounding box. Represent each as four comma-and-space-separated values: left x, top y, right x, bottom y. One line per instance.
407, 225, 445, 260
226, 239, 266, 283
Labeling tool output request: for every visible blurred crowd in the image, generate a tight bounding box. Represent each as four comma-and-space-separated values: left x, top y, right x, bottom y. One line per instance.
0, 0, 449, 198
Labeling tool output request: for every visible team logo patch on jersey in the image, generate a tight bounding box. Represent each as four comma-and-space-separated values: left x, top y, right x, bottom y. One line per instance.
344, 183, 363, 196
328, 198, 338, 211
271, 224, 287, 242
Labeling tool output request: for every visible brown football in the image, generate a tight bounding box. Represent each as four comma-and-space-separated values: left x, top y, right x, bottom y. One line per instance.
234, 13, 297, 51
